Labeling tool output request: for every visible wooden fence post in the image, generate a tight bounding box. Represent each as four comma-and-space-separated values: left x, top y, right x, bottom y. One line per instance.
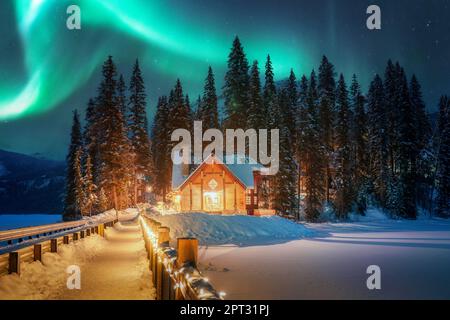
86, 229, 91, 236
50, 239, 58, 252
63, 235, 69, 244
156, 227, 170, 300
98, 224, 104, 237
8, 252, 19, 274
175, 238, 198, 300
176, 238, 198, 267
33, 244, 42, 261
151, 222, 162, 285
80, 230, 85, 239
158, 227, 170, 247
73, 232, 79, 241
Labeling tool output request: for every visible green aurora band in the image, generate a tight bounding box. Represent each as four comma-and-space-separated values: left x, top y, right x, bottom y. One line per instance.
0, 0, 311, 120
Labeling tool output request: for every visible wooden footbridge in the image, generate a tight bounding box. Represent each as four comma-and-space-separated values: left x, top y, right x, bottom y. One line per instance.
0, 209, 222, 300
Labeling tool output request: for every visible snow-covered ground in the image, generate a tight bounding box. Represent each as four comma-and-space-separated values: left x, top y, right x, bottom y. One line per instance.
0, 233, 107, 299
149, 212, 315, 246
0, 213, 154, 300
0, 214, 62, 231
149, 210, 450, 299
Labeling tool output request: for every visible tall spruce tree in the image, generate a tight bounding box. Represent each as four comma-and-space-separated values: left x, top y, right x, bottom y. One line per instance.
223, 36, 250, 129
367, 75, 389, 208
318, 56, 336, 202
304, 70, 325, 221
384, 60, 401, 174
394, 69, 417, 218
296, 75, 309, 213
410, 75, 431, 150
273, 89, 298, 216
117, 74, 127, 119
96, 56, 130, 209
63, 110, 84, 220
247, 60, 266, 130
194, 95, 202, 121
264, 55, 279, 129
334, 74, 353, 218
200, 66, 219, 131
410, 75, 432, 207
168, 79, 191, 132
82, 154, 96, 216
334, 74, 354, 218
84, 98, 99, 183
151, 96, 171, 201
350, 75, 368, 214
128, 59, 152, 204
285, 69, 298, 148
436, 96, 450, 217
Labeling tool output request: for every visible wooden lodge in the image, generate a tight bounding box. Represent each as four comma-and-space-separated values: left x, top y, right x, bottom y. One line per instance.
171, 154, 274, 215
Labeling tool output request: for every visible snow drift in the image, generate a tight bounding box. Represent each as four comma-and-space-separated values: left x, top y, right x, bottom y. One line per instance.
148, 212, 316, 246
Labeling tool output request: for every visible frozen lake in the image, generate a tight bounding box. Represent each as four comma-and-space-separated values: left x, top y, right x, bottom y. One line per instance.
199, 218, 450, 299
0, 214, 62, 231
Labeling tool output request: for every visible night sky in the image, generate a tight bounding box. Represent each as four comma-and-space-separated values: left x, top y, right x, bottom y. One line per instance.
0, 0, 449, 160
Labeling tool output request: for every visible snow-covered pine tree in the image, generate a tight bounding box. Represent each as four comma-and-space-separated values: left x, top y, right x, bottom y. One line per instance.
285, 69, 298, 148
410, 75, 431, 150
304, 70, 325, 221
167, 80, 192, 172
185, 94, 192, 121
436, 96, 450, 217
350, 74, 368, 214
117, 74, 127, 120
151, 96, 172, 201
409, 75, 432, 207
97, 187, 108, 213
334, 74, 353, 218
262, 55, 280, 207
168, 79, 191, 132
272, 89, 298, 217
84, 98, 99, 184
367, 75, 390, 208
63, 110, 84, 221
95, 56, 130, 210
384, 60, 401, 175
73, 148, 84, 216
200, 66, 219, 131
395, 69, 417, 219
318, 56, 336, 203
247, 61, 266, 131
223, 36, 250, 129
82, 154, 96, 216
194, 95, 202, 121
185, 94, 195, 153
264, 55, 279, 130
296, 75, 309, 214
128, 59, 152, 204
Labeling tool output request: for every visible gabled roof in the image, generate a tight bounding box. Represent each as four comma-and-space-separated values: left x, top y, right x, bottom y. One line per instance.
172, 154, 264, 190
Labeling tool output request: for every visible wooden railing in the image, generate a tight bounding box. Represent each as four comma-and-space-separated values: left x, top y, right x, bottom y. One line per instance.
0, 217, 119, 276
139, 215, 224, 300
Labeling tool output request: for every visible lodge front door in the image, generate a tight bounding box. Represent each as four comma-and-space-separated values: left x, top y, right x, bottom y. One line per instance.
203, 192, 223, 212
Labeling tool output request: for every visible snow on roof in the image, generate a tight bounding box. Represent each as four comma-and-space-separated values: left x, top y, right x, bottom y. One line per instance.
223, 154, 264, 188
171, 153, 265, 190
172, 162, 189, 189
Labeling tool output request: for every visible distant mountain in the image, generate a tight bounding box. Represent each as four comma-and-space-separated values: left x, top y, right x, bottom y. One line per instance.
0, 149, 65, 214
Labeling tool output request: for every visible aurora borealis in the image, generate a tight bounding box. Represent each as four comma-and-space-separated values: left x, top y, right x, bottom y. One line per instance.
0, 0, 449, 159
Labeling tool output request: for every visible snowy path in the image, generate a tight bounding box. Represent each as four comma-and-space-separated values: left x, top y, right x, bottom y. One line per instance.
199, 219, 450, 299
57, 219, 154, 300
